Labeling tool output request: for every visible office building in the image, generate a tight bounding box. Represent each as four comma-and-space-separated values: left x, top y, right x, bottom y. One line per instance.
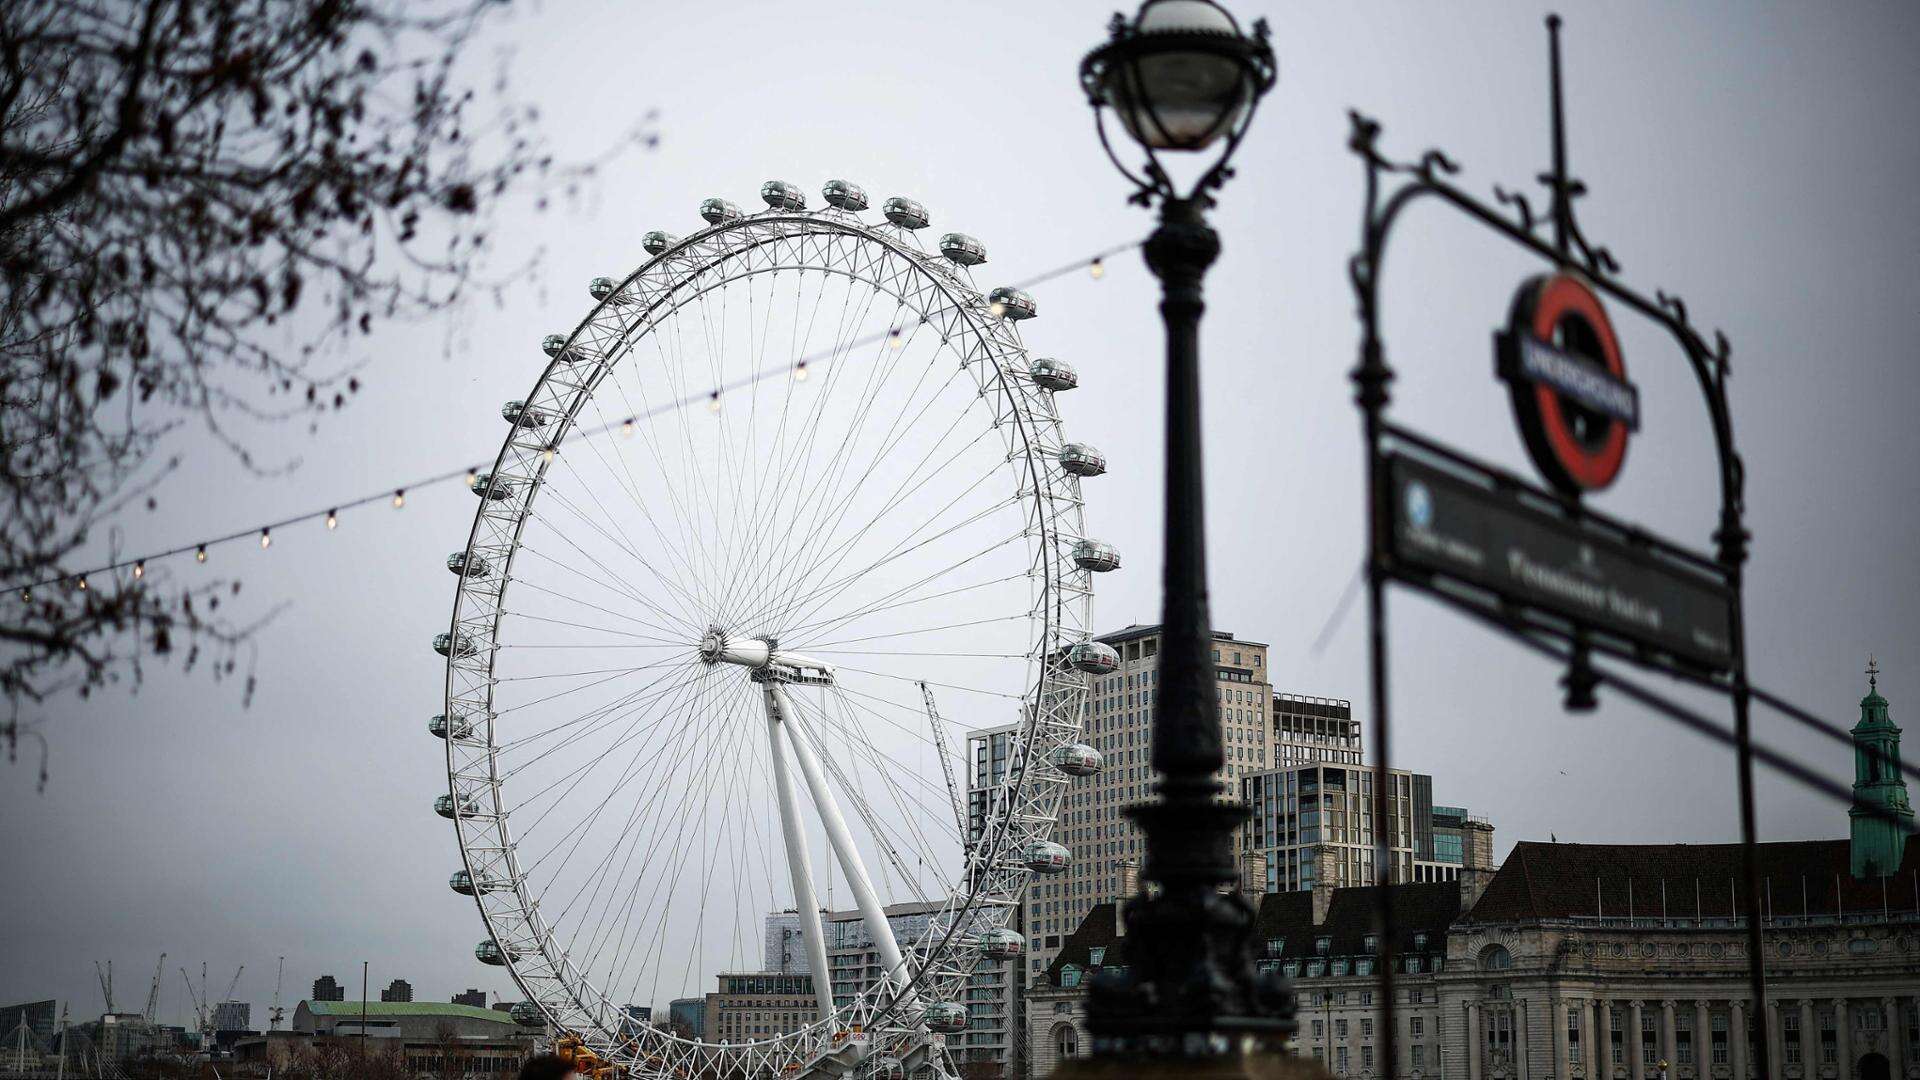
1242, 763, 1493, 892
311, 975, 345, 1003
1027, 624, 1280, 981
703, 973, 817, 1045
212, 1000, 251, 1033
668, 998, 707, 1040
0, 1001, 56, 1055
452, 989, 487, 1009
380, 979, 413, 1003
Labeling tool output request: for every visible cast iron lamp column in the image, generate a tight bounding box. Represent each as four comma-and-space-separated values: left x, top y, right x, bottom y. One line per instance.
1077, 0, 1294, 1060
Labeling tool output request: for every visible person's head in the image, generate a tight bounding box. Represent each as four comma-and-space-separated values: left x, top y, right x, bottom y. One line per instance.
517, 1053, 577, 1080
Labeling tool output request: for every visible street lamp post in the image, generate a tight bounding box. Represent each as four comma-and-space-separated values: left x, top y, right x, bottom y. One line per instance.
1075, 0, 1295, 1064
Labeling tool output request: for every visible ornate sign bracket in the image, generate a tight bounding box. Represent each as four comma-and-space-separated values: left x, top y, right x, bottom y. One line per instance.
1343, 17, 1774, 1078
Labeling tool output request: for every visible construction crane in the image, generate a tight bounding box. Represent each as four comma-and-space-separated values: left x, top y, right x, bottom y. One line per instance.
180, 967, 206, 1036
920, 681, 969, 842
143, 953, 166, 1023
220, 965, 243, 1011
94, 960, 114, 1014
269, 956, 285, 1031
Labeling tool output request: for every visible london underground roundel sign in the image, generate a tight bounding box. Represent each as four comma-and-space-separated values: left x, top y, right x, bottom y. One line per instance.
1496, 272, 1639, 496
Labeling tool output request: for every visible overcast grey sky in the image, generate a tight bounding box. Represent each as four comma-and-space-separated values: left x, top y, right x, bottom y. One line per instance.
5, 0, 1918, 1031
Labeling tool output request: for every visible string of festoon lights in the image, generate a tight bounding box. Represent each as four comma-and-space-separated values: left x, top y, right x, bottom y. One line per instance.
11, 239, 1144, 599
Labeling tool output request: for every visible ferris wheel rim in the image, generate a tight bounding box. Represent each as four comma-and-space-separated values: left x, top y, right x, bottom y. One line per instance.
439, 194, 1099, 1076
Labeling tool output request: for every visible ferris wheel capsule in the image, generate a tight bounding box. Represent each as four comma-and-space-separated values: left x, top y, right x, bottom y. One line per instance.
449, 869, 477, 894
435, 793, 479, 819
882, 197, 930, 229
988, 287, 1036, 321
760, 180, 806, 210
643, 230, 678, 256
501, 400, 550, 429
700, 198, 743, 225
433, 632, 478, 658
1059, 443, 1107, 477
429, 713, 475, 740
938, 233, 987, 266
1068, 640, 1120, 675
1052, 742, 1102, 777
1030, 357, 1079, 392
974, 928, 1026, 961
446, 552, 492, 577
471, 472, 516, 501
1070, 539, 1121, 573
510, 1001, 544, 1026
589, 277, 618, 302
922, 1002, 968, 1034
1025, 840, 1071, 874
541, 334, 568, 358
822, 180, 869, 211
475, 939, 516, 966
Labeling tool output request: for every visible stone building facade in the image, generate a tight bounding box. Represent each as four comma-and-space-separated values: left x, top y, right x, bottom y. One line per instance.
1024, 665, 1920, 1080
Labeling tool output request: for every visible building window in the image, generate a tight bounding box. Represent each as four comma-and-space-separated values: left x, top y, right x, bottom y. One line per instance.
1336, 1046, 1349, 1073
1316, 936, 1333, 955
1478, 944, 1512, 971
1054, 1022, 1078, 1060
1712, 1014, 1729, 1064
1411, 1017, 1424, 1037
1313, 1020, 1325, 1040
1677, 1010, 1693, 1065
1336, 1019, 1349, 1039
1612, 1013, 1625, 1066
1362, 1046, 1375, 1069
1568, 1010, 1581, 1064
1820, 1008, 1838, 1064
1784, 1012, 1800, 1065
1412, 1045, 1426, 1070
1362, 1019, 1374, 1038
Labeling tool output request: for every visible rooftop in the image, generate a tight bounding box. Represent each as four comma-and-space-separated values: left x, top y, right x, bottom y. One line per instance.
302, 1001, 515, 1025
1096, 624, 1268, 650
1041, 881, 1463, 986
1465, 836, 1920, 923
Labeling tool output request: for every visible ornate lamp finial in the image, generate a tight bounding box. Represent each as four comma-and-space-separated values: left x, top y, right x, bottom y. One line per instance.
1866, 653, 1879, 689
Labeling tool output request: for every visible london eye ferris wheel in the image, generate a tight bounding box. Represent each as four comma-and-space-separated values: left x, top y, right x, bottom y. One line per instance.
434, 178, 1120, 1079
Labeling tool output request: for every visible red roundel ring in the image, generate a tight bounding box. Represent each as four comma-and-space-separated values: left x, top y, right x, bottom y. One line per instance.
1504, 272, 1629, 493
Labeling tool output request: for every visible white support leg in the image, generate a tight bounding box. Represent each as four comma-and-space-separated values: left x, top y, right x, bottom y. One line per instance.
763, 685, 838, 1023
769, 682, 917, 1008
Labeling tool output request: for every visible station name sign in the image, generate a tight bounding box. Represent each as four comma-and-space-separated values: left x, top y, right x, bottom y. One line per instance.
1384, 452, 1735, 672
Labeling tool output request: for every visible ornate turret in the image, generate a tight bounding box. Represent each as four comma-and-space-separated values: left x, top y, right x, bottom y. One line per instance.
1849, 655, 1914, 878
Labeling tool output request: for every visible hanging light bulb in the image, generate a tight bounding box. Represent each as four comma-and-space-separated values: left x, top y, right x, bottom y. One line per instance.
326, 509, 338, 531
1090, 257, 1106, 280
888, 326, 905, 349
542, 446, 557, 464
133, 561, 145, 580
75, 577, 87, 591
19, 588, 28, 602
260, 528, 272, 550
465, 469, 477, 487
794, 361, 809, 382
621, 417, 636, 438
196, 545, 208, 563
707, 391, 721, 413
392, 489, 406, 509
989, 301, 1007, 318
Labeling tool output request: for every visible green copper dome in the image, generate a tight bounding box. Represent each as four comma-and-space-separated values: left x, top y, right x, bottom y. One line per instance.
1850, 655, 1914, 879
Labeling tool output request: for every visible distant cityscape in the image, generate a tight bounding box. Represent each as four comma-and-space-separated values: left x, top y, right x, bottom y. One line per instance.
4, 623, 1915, 1080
